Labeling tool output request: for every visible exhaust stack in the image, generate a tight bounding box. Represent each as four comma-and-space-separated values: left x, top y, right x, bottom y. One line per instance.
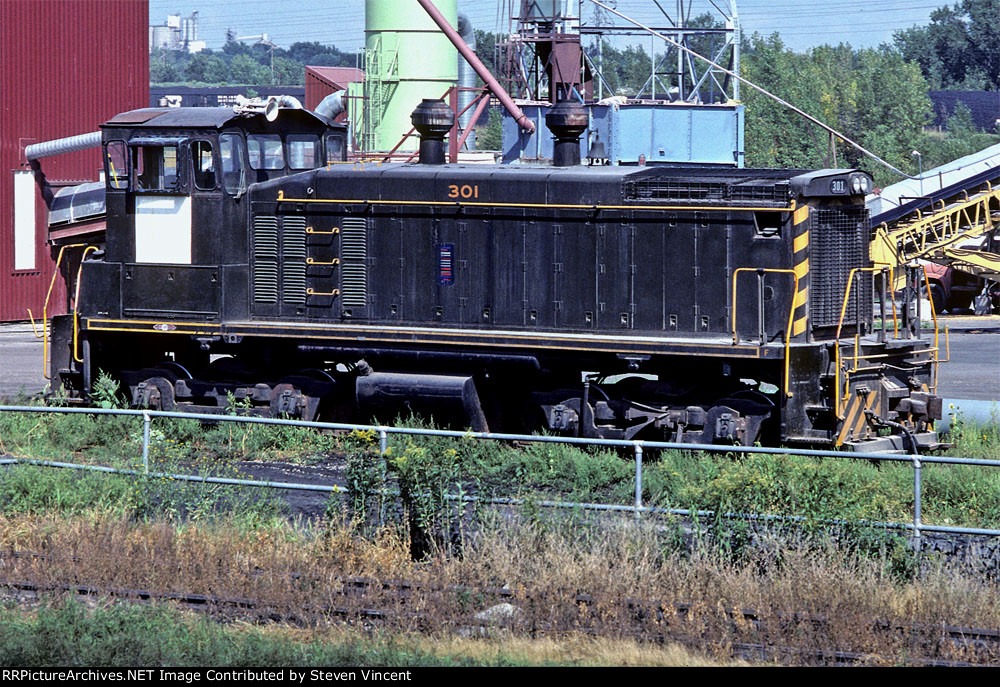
411, 99, 454, 165
545, 100, 588, 167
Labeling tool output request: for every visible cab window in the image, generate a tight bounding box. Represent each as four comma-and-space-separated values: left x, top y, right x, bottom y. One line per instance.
192, 140, 216, 190
287, 134, 320, 169
105, 141, 129, 189
325, 134, 345, 163
247, 134, 284, 170
220, 133, 247, 195
134, 145, 179, 191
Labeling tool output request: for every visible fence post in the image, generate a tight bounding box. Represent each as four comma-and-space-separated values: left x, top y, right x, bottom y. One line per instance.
634, 441, 643, 521
142, 410, 151, 473
378, 427, 389, 528
912, 455, 922, 554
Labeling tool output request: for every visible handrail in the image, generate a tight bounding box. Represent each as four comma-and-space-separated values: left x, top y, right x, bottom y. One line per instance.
833, 266, 885, 418
26, 243, 85, 380
833, 264, 943, 417
919, 264, 942, 394
730, 267, 799, 398
873, 261, 899, 338
72, 246, 99, 363
2, 404, 999, 541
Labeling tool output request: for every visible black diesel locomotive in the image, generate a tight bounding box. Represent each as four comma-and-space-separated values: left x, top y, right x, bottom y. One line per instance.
51, 99, 943, 451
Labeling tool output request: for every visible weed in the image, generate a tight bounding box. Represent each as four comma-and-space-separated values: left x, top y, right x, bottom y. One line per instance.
91, 370, 126, 409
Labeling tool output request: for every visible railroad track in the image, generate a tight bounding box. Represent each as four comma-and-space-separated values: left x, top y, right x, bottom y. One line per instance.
1, 565, 997, 667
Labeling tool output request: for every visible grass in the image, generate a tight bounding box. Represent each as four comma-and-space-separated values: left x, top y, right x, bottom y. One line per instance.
0, 597, 741, 667
1, 401, 999, 530
0, 513, 997, 666
0, 462, 286, 526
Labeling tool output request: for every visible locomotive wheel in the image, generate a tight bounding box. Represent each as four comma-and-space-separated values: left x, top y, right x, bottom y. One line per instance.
156, 361, 193, 381
132, 376, 176, 411
270, 369, 339, 421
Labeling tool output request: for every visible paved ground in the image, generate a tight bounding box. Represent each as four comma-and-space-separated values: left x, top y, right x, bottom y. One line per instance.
0, 325, 48, 400
2, 316, 997, 402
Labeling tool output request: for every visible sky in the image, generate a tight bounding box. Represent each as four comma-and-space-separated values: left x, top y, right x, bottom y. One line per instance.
149, 0, 943, 56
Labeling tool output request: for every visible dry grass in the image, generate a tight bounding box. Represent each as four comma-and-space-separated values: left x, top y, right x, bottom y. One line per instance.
251, 624, 746, 666
0, 512, 998, 665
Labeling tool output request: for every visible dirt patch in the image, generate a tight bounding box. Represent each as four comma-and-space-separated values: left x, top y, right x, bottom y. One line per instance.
232, 459, 348, 520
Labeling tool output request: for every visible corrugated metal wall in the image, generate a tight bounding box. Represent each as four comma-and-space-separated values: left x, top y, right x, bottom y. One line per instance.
0, 0, 148, 322
305, 66, 364, 121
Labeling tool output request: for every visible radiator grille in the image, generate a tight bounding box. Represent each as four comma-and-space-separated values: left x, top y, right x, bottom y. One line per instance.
810, 208, 872, 328
281, 216, 307, 305
622, 178, 791, 205
340, 217, 367, 307
252, 215, 278, 304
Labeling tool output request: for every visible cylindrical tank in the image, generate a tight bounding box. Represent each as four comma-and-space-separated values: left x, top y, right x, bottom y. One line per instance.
365, 0, 458, 152
151, 25, 172, 50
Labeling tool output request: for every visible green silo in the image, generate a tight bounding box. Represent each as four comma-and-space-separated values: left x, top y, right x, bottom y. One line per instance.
363, 0, 458, 152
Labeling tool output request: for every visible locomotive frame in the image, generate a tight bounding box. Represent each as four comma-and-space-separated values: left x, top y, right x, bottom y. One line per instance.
49, 101, 943, 452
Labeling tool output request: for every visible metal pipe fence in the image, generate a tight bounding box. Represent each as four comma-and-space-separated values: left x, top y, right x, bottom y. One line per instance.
2, 404, 999, 543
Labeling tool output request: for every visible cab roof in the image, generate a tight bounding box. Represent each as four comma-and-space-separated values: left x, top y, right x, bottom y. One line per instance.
101, 106, 337, 131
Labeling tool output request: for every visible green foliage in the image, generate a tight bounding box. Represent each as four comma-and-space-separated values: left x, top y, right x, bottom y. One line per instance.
473, 30, 499, 82
91, 370, 126, 409
476, 107, 503, 151
388, 430, 477, 558
943, 405, 1000, 461
0, 598, 474, 667
151, 40, 360, 87
893, 0, 1000, 90
342, 436, 389, 534
740, 35, 934, 187
183, 52, 229, 84
0, 461, 284, 525
914, 103, 1000, 170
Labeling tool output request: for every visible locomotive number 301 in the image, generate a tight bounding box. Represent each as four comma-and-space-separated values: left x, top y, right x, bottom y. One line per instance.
447, 184, 479, 199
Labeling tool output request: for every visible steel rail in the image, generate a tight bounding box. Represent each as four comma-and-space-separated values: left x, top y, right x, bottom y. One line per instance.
1, 576, 994, 667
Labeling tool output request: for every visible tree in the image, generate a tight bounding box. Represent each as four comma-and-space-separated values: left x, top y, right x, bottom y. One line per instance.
740, 35, 933, 185
286, 41, 358, 67
741, 34, 825, 169
229, 54, 269, 84
471, 30, 500, 79
476, 107, 503, 150
893, 0, 1000, 90
150, 49, 180, 83
272, 56, 304, 86
916, 102, 1000, 170
183, 52, 229, 84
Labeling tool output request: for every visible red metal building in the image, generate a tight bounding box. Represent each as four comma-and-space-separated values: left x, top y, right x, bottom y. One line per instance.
304, 66, 365, 121
0, 0, 148, 322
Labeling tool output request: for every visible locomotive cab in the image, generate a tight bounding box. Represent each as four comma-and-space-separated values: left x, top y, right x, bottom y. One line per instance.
59, 104, 346, 395
98, 106, 345, 278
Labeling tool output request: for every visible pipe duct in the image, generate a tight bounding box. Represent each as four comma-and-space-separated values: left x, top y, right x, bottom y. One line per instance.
457, 12, 477, 150
25, 132, 102, 161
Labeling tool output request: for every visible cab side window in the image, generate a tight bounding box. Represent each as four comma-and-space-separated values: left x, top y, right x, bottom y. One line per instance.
105, 141, 129, 189
247, 134, 284, 170
325, 134, 345, 163
134, 145, 179, 191
192, 141, 216, 191
287, 134, 320, 170
220, 133, 246, 195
